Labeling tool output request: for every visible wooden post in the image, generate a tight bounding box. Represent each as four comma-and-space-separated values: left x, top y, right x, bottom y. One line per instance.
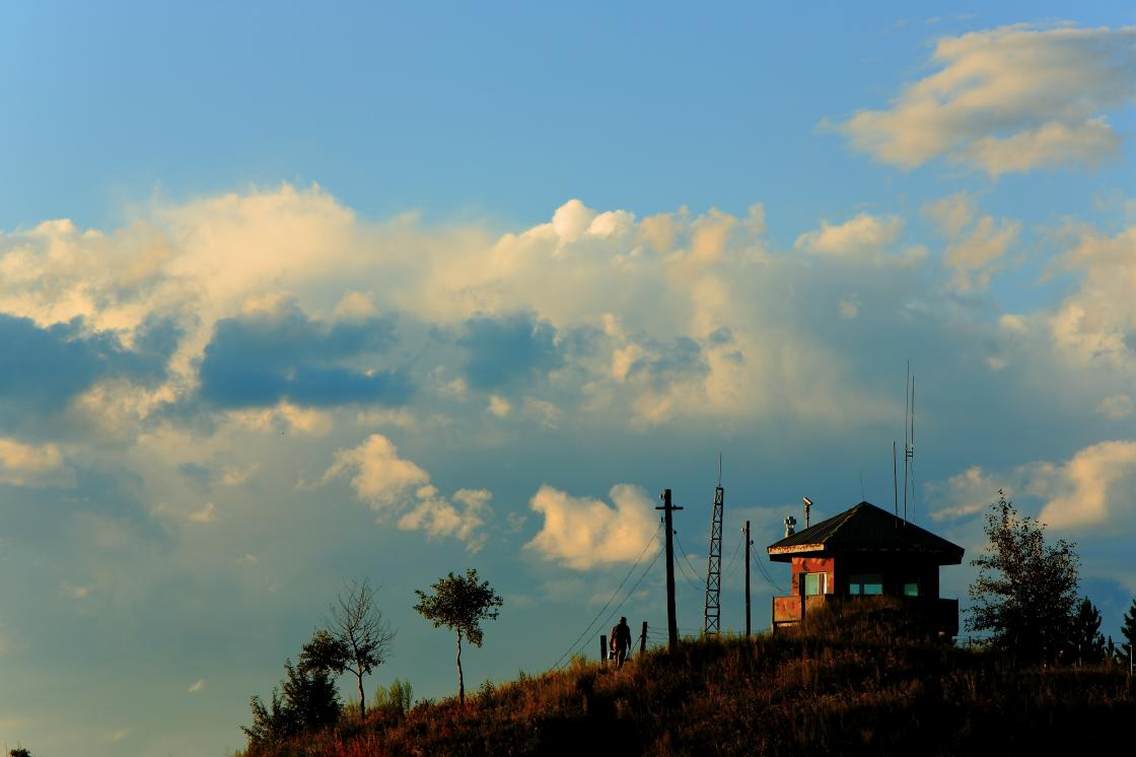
600, 634, 608, 662
656, 488, 683, 651
640, 621, 648, 653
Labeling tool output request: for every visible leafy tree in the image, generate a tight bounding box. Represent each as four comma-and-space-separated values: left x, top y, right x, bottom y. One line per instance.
414, 568, 503, 705
1122, 596, 1136, 661
1069, 597, 1105, 664
967, 491, 1080, 665
9, 747, 32, 757
243, 635, 343, 750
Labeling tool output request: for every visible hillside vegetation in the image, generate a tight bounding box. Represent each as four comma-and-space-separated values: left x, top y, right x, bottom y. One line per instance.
240, 603, 1136, 756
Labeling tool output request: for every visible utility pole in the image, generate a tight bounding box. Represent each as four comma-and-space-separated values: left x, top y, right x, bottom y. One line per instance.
657, 488, 683, 651
744, 519, 752, 638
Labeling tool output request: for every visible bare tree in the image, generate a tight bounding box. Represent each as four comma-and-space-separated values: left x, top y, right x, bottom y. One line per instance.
322, 579, 396, 715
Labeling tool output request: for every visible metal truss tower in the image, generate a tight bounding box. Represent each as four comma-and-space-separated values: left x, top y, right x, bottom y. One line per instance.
703, 459, 725, 635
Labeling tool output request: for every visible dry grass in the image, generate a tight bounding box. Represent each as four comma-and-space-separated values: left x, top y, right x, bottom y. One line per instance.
242, 603, 1136, 756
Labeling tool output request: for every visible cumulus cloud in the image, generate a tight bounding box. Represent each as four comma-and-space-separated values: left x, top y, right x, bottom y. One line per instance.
525, 484, 658, 570
0, 437, 65, 486
930, 465, 1008, 521
924, 192, 1020, 291
398, 487, 492, 552
839, 24, 1136, 174
793, 213, 927, 270
325, 434, 491, 549
1098, 394, 1135, 420
187, 503, 217, 524
1043, 223, 1136, 379
1037, 441, 1136, 529
323, 434, 430, 510
933, 441, 1136, 530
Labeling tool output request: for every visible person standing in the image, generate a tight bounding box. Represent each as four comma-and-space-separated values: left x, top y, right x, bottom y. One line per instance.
609, 616, 633, 668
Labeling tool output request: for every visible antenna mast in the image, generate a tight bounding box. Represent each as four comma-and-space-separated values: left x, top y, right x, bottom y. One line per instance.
910, 376, 916, 522
892, 440, 899, 518
902, 362, 912, 524
703, 454, 725, 636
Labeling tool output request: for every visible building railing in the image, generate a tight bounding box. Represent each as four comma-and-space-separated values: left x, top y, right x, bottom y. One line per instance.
771, 594, 959, 637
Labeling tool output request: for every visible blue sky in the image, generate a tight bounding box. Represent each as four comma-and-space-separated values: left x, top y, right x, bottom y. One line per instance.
3, 2, 1136, 754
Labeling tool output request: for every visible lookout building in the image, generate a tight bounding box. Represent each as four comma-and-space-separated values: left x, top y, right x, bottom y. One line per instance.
766, 501, 964, 636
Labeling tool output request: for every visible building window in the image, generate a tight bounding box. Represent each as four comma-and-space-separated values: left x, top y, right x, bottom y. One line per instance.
802, 572, 827, 596
849, 573, 883, 595
903, 582, 919, 597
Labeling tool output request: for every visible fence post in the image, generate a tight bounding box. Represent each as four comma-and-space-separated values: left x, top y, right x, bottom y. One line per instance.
640, 621, 648, 653
600, 634, 608, 662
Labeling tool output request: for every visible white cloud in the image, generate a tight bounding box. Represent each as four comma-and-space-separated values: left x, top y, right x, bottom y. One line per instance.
930, 466, 1008, 520
326, 435, 490, 549
61, 582, 92, 600
525, 484, 658, 570
187, 679, 206, 694
933, 441, 1136, 531
1098, 394, 1135, 420
487, 395, 512, 417
1049, 224, 1136, 372
0, 437, 64, 486
187, 503, 217, 524
924, 192, 1020, 291
840, 24, 1136, 174
323, 434, 429, 511
1037, 441, 1136, 529
398, 487, 493, 552
794, 213, 904, 257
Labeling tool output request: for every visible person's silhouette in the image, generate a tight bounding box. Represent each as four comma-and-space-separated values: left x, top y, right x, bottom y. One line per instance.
610, 616, 633, 668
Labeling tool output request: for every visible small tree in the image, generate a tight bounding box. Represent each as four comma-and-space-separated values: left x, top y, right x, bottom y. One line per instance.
1121, 597, 1136, 662
967, 491, 1080, 665
1070, 597, 1106, 665
317, 579, 396, 716
243, 634, 343, 750
414, 568, 503, 705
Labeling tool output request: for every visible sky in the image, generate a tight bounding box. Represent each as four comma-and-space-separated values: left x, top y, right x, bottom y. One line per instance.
3, 2, 1136, 754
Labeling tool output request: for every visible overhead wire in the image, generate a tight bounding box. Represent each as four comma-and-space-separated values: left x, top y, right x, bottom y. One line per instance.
549, 526, 661, 669
673, 530, 707, 593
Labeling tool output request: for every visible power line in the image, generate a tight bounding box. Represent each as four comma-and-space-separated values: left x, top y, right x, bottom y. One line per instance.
673, 531, 706, 592
722, 538, 744, 579
549, 527, 661, 669
597, 548, 664, 644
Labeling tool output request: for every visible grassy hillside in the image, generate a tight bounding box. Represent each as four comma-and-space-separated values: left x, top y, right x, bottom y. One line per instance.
242, 610, 1136, 756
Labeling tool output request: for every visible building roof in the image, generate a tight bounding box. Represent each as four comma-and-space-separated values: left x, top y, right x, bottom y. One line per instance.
766, 501, 964, 564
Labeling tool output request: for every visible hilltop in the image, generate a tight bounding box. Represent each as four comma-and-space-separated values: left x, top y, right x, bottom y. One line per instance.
239, 613, 1136, 756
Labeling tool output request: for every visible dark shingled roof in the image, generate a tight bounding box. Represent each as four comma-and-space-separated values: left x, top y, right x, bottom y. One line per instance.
766, 501, 964, 564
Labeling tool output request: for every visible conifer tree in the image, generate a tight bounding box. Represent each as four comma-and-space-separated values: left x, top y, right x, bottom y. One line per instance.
1069, 597, 1105, 664
1121, 597, 1136, 660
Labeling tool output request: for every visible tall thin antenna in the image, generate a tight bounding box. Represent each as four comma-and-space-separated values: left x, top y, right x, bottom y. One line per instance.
892, 440, 899, 519
717, 452, 722, 489
910, 376, 916, 522
902, 361, 911, 525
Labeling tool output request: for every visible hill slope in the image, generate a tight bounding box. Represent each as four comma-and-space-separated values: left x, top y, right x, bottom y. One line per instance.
244, 627, 1136, 756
